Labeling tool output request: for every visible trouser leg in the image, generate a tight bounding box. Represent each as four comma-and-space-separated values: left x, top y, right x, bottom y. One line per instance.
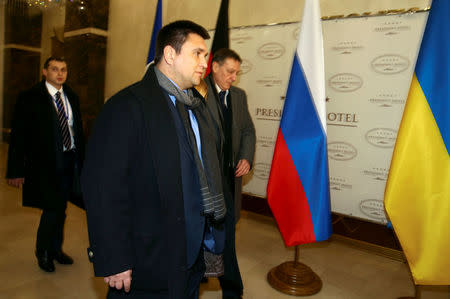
186, 248, 206, 299
219, 204, 243, 299
36, 207, 67, 253
36, 151, 74, 253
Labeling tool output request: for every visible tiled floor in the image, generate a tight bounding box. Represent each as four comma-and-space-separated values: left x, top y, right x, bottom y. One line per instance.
0, 142, 447, 298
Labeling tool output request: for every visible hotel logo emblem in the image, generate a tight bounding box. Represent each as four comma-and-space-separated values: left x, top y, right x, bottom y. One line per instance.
328, 142, 357, 161
329, 73, 363, 92
253, 163, 271, 180
365, 128, 397, 148
360, 199, 386, 221
258, 42, 286, 60
371, 54, 410, 75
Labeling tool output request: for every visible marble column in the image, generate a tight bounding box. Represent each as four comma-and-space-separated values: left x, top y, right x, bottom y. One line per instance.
63, 0, 109, 137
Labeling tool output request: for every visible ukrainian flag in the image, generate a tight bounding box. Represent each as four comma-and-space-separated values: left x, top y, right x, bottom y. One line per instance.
384, 0, 450, 285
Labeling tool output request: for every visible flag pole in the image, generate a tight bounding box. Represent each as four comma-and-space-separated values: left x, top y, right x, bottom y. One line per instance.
267, 245, 322, 296
294, 245, 299, 265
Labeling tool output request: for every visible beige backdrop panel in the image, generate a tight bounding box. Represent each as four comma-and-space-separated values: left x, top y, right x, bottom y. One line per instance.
103, 0, 431, 103
165, 0, 431, 28
207, 24, 299, 198
324, 12, 428, 223
101, 1, 431, 224
204, 12, 428, 224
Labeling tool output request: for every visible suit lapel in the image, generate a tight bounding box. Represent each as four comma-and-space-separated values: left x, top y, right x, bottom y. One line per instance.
206, 76, 225, 129
38, 81, 63, 150
229, 87, 239, 125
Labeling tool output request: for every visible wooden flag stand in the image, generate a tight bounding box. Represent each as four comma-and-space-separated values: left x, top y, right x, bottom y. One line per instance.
267, 246, 322, 296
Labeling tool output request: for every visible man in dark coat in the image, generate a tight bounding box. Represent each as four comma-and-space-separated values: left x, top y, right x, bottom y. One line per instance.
205, 48, 256, 299
6, 57, 85, 272
82, 20, 228, 299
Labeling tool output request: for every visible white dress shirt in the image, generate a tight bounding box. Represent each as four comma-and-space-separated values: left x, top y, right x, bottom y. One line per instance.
45, 81, 75, 151
215, 84, 229, 107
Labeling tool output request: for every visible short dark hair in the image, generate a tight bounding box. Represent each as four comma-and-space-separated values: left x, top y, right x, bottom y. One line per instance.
154, 20, 210, 65
43, 56, 66, 69
212, 48, 242, 65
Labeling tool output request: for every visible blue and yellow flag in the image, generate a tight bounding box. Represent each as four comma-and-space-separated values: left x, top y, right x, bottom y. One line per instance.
384, 0, 450, 285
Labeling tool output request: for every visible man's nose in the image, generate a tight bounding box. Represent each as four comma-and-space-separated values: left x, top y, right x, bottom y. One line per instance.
199, 57, 207, 68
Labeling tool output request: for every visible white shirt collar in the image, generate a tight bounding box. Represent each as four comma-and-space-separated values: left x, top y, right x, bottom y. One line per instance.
45, 81, 64, 98
215, 84, 229, 96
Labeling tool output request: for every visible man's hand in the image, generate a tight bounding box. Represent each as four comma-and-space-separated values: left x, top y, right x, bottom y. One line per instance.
7, 178, 25, 188
235, 159, 251, 177
104, 269, 132, 292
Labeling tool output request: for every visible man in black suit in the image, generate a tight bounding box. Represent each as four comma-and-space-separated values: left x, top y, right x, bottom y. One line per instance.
205, 48, 256, 299
6, 57, 85, 273
82, 20, 228, 299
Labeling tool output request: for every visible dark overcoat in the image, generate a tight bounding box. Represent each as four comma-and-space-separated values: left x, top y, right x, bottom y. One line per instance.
204, 74, 256, 296
6, 80, 85, 210
205, 74, 256, 221
205, 75, 255, 170
81, 67, 190, 298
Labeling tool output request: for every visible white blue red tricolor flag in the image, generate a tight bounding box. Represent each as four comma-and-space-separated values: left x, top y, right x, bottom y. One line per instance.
267, 0, 332, 247
147, 0, 162, 64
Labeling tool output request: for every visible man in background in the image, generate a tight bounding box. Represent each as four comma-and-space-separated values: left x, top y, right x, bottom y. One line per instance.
6, 57, 85, 273
205, 48, 256, 299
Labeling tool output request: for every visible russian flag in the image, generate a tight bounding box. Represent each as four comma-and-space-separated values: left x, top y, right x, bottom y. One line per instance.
384, 0, 450, 285
267, 0, 332, 247
147, 0, 162, 64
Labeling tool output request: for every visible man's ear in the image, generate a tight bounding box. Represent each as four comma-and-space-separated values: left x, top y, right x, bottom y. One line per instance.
163, 45, 176, 65
212, 61, 219, 73
42, 68, 47, 77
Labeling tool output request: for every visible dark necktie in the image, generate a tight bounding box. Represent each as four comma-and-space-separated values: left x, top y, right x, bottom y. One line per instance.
218, 90, 227, 110
54, 91, 72, 150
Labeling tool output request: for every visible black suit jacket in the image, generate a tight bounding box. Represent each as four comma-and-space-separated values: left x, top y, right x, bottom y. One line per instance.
6, 80, 85, 209
205, 75, 255, 168
82, 67, 194, 298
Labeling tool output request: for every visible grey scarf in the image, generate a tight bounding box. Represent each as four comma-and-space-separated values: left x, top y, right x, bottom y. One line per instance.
154, 66, 226, 222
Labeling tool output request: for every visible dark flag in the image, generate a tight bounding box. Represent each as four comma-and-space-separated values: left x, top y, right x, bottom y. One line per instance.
204, 0, 229, 77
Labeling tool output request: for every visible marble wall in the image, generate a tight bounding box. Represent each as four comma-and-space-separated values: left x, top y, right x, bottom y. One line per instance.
64, 0, 108, 31
0, 0, 108, 139
64, 34, 107, 137
0, 2, 4, 142
1, 2, 42, 141
63, 0, 109, 137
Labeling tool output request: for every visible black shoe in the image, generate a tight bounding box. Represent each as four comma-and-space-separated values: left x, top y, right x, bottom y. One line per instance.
35, 250, 55, 272
54, 251, 73, 265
